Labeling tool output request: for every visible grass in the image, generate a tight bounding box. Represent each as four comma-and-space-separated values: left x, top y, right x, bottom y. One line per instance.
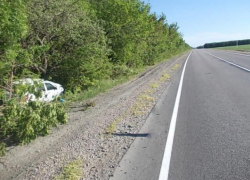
64, 77, 130, 105
54, 160, 83, 180
104, 86, 155, 135
0, 142, 6, 157
63, 66, 152, 107
62, 50, 191, 107
130, 102, 146, 116
160, 73, 170, 82
150, 83, 159, 88
171, 64, 180, 70
105, 117, 122, 135
138, 94, 154, 102
67, 50, 188, 136
216, 44, 250, 51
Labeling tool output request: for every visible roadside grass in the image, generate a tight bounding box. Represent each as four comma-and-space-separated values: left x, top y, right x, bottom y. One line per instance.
104, 88, 155, 135
64, 77, 130, 105
171, 64, 180, 70
103, 57, 184, 136
216, 44, 250, 51
54, 160, 83, 180
150, 83, 159, 89
62, 50, 191, 107
63, 66, 150, 107
0, 142, 6, 157
104, 70, 172, 135
131, 94, 154, 116
105, 117, 122, 135
160, 73, 170, 82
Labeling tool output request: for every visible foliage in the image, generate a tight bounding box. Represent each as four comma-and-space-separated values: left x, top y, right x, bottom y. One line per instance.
0, 0, 31, 98
91, 0, 189, 68
54, 160, 83, 180
216, 44, 250, 51
0, 0, 190, 153
198, 39, 250, 49
24, 0, 111, 91
0, 100, 67, 144
0, 83, 67, 144
112, 65, 138, 78
0, 142, 5, 157
0, 0, 189, 93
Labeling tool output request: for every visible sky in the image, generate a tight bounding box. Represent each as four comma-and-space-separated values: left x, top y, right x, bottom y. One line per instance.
146, 0, 250, 47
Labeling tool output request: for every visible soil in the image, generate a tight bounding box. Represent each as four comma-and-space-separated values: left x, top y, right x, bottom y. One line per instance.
0, 51, 190, 180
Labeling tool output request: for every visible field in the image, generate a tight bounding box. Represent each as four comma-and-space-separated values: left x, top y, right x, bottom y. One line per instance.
216, 44, 250, 51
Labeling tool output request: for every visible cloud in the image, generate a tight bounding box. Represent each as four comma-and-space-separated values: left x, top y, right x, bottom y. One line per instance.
184, 32, 250, 47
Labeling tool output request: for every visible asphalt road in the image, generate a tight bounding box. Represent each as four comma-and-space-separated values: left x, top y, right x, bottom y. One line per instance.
110, 49, 250, 180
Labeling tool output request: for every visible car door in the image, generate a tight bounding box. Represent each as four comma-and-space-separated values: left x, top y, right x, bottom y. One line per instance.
44, 82, 57, 102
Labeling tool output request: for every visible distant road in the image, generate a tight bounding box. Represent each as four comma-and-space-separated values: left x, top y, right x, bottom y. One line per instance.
111, 49, 250, 180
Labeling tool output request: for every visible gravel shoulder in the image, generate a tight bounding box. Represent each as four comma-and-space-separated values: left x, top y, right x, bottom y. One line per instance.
0, 51, 190, 180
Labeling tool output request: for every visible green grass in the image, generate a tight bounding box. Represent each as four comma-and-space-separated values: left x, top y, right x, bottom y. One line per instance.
63, 66, 150, 106
171, 64, 180, 70
216, 44, 250, 51
150, 82, 159, 88
63, 50, 190, 107
54, 160, 83, 180
105, 117, 122, 135
160, 73, 170, 82
63, 77, 132, 107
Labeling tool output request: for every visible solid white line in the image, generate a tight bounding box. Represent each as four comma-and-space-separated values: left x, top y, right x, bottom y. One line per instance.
158, 51, 192, 180
204, 52, 250, 72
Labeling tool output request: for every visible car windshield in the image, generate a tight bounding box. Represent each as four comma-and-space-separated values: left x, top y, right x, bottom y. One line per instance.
45, 83, 56, 90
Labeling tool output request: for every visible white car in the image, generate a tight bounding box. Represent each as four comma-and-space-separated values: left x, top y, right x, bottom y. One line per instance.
13, 78, 64, 102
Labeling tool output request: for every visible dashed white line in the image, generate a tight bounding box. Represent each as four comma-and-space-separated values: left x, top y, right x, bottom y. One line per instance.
158, 51, 192, 180
204, 52, 250, 72
222, 51, 250, 57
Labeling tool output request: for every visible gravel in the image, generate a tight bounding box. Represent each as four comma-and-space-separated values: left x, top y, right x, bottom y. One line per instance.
0, 52, 190, 180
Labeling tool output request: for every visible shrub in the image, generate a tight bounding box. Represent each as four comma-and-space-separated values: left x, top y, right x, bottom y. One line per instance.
0, 99, 67, 144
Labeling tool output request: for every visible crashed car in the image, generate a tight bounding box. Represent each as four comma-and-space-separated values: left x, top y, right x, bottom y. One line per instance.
13, 78, 64, 102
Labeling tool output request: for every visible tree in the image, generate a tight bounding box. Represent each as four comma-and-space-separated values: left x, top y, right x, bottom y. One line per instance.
91, 0, 154, 67
0, 0, 30, 99
23, 0, 111, 91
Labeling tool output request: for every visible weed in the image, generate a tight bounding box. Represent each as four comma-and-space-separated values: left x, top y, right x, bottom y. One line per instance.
0, 142, 6, 157
143, 89, 152, 94
150, 83, 159, 88
131, 102, 144, 116
160, 73, 170, 82
54, 160, 83, 180
130, 93, 154, 116
171, 64, 180, 70
86, 101, 95, 107
138, 94, 154, 102
105, 118, 121, 135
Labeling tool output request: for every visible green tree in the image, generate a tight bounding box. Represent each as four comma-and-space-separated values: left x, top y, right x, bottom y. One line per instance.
24, 0, 111, 91
91, 0, 153, 67
0, 0, 30, 99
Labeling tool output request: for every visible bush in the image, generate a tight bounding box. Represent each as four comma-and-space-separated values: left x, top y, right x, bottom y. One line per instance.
0, 99, 67, 144
112, 65, 137, 78
0, 142, 5, 157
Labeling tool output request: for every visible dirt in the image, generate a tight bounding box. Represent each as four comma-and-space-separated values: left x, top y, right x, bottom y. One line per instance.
0, 51, 190, 180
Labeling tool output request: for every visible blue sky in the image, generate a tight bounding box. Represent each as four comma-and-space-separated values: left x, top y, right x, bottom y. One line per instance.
146, 0, 250, 47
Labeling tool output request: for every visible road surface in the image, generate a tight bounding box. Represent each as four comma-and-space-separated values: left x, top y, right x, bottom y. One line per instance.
110, 49, 250, 180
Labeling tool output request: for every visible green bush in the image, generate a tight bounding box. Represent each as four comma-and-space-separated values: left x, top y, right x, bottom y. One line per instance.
112, 65, 137, 78
0, 142, 5, 157
0, 99, 67, 144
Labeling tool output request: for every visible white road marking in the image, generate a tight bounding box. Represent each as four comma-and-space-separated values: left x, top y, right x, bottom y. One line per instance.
204, 52, 250, 72
221, 51, 250, 57
158, 51, 192, 180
